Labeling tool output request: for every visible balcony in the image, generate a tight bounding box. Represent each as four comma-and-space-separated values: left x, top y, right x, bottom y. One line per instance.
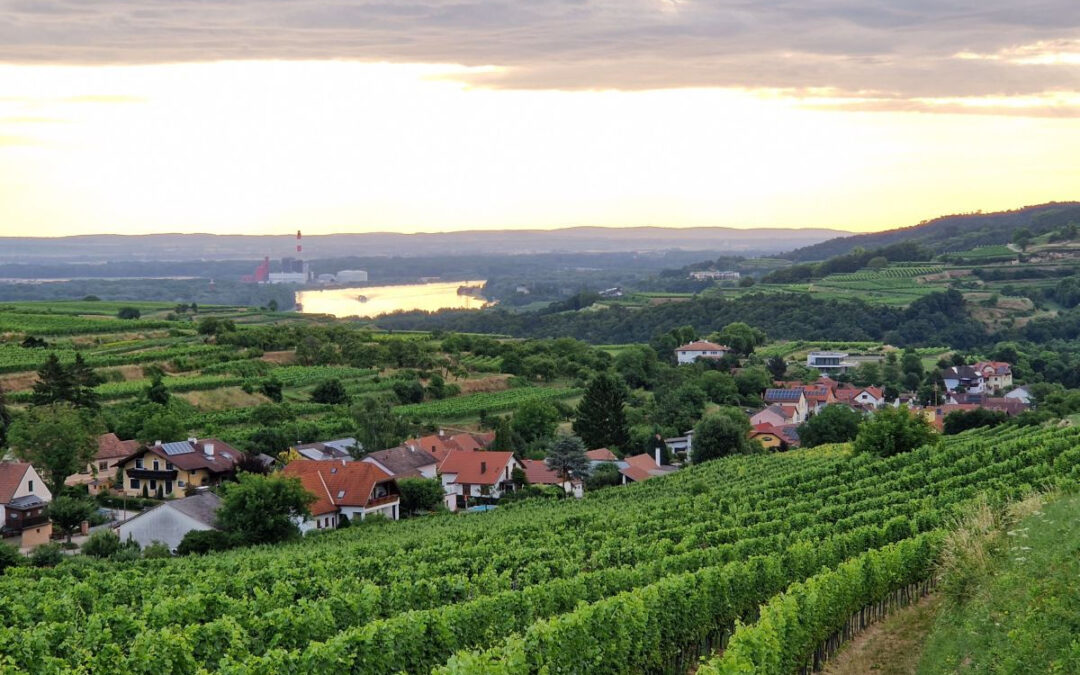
127, 468, 178, 480
366, 494, 401, 508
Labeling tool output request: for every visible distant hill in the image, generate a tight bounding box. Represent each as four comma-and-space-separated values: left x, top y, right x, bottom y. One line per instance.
0, 226, 849, 263
785, 202, 1080, 262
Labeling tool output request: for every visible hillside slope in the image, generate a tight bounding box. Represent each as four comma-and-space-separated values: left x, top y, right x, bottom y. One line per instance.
786, 202, 1080, 262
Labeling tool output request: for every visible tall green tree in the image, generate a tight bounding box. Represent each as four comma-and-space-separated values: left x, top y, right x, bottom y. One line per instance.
491, 416, 515, 451
145, 375, 170, 406
31, 354, 74, 407
311, 379, 348, 405
766, 355, 788, 380
397, 477, 446, 515
216, 473, 315, 545
691, 410, 751, 463
544, 433, 590, 481
572, 372, 630, 451
511, 399, 560, 445
48, 496, 96, 543
797, 404, 863, 447
352, 395, 411, 453
0, 384, 10, 448
8, 404, 101, 496
853, 405, 936, 457
714, 322, 766, 355
137, 411, 185, 445
68, 353, 102, 409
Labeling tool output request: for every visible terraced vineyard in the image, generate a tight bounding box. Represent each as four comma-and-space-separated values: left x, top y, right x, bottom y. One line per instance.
2, 424, 1078, 672
394, 386, 582, 419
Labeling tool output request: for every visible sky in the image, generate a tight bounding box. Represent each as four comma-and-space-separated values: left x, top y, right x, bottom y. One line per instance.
0, 1, 1078, 237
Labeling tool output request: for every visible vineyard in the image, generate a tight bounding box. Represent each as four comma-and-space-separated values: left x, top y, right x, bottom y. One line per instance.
827, 265, 943, 281
1, 425, 1078, 672
394, 386, 582, 419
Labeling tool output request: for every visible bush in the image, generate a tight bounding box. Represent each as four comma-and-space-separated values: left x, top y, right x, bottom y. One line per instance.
142, 541, 172, 559
854, 405, 937, 457
81, 530, 121, 558
30, 543, 65, 567
176, 529, 238, 556
311, 379, 348, 405
0, 542, 24, 572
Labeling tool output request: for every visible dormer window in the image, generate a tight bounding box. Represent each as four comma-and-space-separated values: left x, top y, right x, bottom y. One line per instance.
337, 490, 345, 499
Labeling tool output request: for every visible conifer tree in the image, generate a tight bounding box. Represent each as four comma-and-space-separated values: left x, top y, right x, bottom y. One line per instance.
31, 354, 74, 407
572, 371, 630, 451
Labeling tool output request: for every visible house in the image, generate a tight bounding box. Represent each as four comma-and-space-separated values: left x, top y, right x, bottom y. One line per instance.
800, 386, 837, 413
362, 445, 439, 479
749, 423, 800, 450
0, 463, 52, 536
67, 433, 140, 495
751, 405, 792, 427
402, 429, 495, 462
835, 386, 886, 409
619, 454, 677, 484
585, 448, 619, 462
1004, 385, 1032, 405
284, 460, 401, 531
982, 397, 1030, 416
520, 459, 584, 498
675, 341, 732, 365
114, 490, 221, 552
763, 389, 809, 422
973, 362, 1013, 393
807, 351, 855, 374
663, 431, 694, 457
113, 438, 242, 499
940, 365, 985, 394
294, 438, 359, 461
437, 450, 520, 511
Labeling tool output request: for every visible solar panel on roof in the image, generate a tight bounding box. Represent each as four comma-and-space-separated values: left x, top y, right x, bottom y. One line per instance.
161, 441, 195, 456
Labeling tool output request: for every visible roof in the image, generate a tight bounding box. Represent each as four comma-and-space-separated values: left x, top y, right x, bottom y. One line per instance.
619, 454, 676, 483
752, 405, 788, 422
363, 445, 439, 476
96, 433, 140, 462
675, 340, 730, 352
585, 448, 619, 462
7, 494, 47, 509
764, 389, 805, 403
751, 423, 800, 446
284, 460, 397, 515
521, 459, 564, 485
0, 463, 31, 504
974, 361, 1012, 376
167, 491, 222, 527
403, 430, 494, 463
294, 438, 358, 461
116, 438, 243, 475
438, 451, 516, 485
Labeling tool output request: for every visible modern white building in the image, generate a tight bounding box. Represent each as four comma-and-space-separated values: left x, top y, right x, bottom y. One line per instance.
336, 270, 369, 283
806, 351, 856, 374
267, 271, 309, 285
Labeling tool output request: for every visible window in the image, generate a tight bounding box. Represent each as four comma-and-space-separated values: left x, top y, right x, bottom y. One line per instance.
166, 462, 174, 470
153, 460, 159, 471
99, 461, 108, 470
178, 480, 185, 487
27, 480, 33, 492
135, 458, 144, 469
149, 479, 157, 491
130, 479, 141, 489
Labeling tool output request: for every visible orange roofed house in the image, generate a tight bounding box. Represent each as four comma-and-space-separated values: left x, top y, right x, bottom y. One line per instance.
520, 459, 584, 498
437, 450, 521, 511
283, 459, 401, 531
66, 433, 141, 496
675, 341, 732, 365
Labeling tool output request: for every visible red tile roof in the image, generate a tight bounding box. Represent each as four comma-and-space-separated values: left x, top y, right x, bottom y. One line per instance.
0, 463, 31, 504
403, 430, 494, 462
439, 451, 516, 485
118, 438, 243, 475
619, 454, 675, 483
283, 459, 396, 515
675, 340, 730, 352
521, 459, 563, 485
96, 433, 140, 462
585, 448, 619, 462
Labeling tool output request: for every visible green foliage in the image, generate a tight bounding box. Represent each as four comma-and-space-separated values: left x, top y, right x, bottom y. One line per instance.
393, 387, 581, 421
176, 529, 238, 556
544, 433, 589, 481
48, 496, 96, 542
734, 366, 773, 399
584, 462, 622, 490
0, 541, 24, 572
142, 541, 173, 559
397, 478, 445, 516
572, 372, 630, 451
797, 404, 864, 448
352, 395, 411, 453
8, 404, 101, 496
82, 530, 122, 559
942, 408, 1009, 435
217, 473, 316, 546
145, 375, 170, 405
138, 411, 185, 445
714, 322, 766, 355
259, 376, 284, 402
692, 410, 752, 463
29, 543, 65, 568
510, 399, 560, 445
116, 307, 141, 320
854, 405, 937, 457
0, 384, 9, 448
311, 378, 349, 405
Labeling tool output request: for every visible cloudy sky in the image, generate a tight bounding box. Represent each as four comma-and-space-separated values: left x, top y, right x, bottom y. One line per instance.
1, 0, 1078, 236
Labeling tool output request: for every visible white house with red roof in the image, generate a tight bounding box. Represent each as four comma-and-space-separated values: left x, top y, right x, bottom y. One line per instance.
284, 459, 401, 532
973, 361, 1013, 393
0, 463, 51, 536
520, 459, 584, 498
619, 454, 678, 484
437, 450, 520, 511
675, 340, 731, 364
835, 386, 886, 409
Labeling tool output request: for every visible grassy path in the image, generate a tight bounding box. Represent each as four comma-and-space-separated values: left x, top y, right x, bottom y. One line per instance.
824, 594, 941, 675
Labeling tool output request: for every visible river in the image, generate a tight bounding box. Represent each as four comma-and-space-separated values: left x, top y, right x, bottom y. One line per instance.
296, 280, 488, 318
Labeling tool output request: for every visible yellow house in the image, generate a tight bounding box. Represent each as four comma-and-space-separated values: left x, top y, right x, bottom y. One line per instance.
114, 438, 242, 499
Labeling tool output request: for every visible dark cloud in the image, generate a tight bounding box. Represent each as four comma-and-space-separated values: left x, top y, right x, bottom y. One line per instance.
0, 0, 1076, 106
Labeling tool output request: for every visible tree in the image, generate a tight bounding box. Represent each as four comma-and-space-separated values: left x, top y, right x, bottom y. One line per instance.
216, 473, 316, 545
851, 362, 882, 387
653, 383, 707, 433
511, 399, 560, 445
942, 408, 1008, 435
766, 355, 787, 380
116, 307, 141, 320
867, 256, 888, 269
268, 299, 279, 312
1012, 227, 1033, 251
397, 477, 445, 515
248, 428, 292, 456
614, 345, 659, 389
259, 377, 283, 403
738, 276, 756, 288
0, 542, 23, 573
82, 530, 122, 558
177, 529, 238, 556
853, 405, 936, 457
8, 405, 100, 496
692, 411, 751, 463
311, 379, 348, 405
714, 322, 766, 355
145, 375, 170, 405
735, 366, 773, 399
391, 378, 424, 404
137, 411, 184, 444
572, 372, 630, 451
699, 370, 740, 405
544, 433, 590, 481
48, 496, 95, 543
585, 462, 622, 490
491, 416, 515, 451
797, 404, 864, 447
352, 395, 411, 453
0, 384, 10, 448
31, 354, 74, 407
68, 354, 102, 409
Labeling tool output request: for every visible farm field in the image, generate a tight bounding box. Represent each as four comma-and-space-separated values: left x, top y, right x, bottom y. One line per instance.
0, 425, 1077, 671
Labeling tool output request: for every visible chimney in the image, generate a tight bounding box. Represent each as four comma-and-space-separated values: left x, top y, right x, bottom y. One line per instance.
438, 429, 445, 438
655, 447, 662, 467
203, 443, 214, 457
154, 440, 162, 446
188, 437, 197, 445
480, 461, 487, 474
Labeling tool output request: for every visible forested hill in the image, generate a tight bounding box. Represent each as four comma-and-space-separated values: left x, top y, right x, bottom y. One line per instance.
785, 202, 1080, 262
376, 291, 989, 348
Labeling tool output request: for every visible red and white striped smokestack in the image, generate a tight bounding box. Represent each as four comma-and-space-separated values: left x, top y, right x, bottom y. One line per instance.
296, 229, 302, 255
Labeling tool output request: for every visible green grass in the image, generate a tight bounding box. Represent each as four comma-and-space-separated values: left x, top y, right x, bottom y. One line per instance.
916, 493, 1080, 673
